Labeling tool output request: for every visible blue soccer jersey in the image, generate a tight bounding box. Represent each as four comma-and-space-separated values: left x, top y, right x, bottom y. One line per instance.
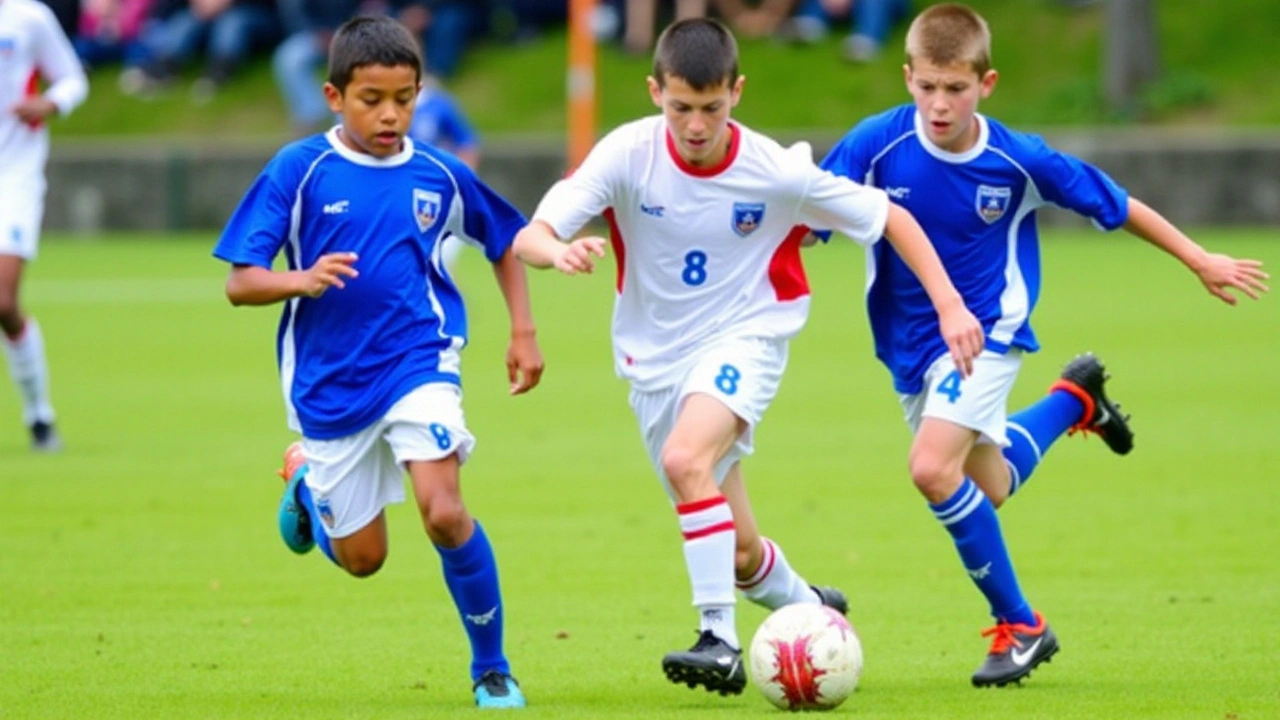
213, 130, 525, 439
819, 105, 1129, 394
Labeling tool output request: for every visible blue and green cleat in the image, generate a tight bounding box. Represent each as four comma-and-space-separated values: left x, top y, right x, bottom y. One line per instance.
473, 669, 526, 709
277, 441, 314, 554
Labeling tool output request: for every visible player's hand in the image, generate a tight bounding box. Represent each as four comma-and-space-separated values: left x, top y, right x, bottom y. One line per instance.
1194, 253, 1269, 305
506, 330, 544, 395
938, 302, 984, 378
553, 237, 607, 275
300, 252, 359, 298
11, 97, 57, 125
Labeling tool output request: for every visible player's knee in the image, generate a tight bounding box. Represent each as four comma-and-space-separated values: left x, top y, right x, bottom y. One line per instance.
421, 496, 470, 543
660, 444, 710, 489
342, 549, 387, 578
907, 452, 960, 499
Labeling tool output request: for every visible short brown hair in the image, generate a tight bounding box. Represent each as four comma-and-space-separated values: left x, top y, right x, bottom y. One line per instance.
905, 3, 992, 76
652, 18, 739, 91
327, 15, 423, 92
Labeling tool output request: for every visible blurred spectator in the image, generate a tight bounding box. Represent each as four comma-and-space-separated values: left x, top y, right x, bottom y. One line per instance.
609, 0, 708, 55
123, 0, 281, 102
785, 0, 910, 62
271, 0, 361, 133
37, 0, 82, 37
74, 0, 156, 69
712, 0, 795, 39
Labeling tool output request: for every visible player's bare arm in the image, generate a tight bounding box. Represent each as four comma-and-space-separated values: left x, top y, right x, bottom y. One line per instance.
513, 220, 607, 275
881, 203, 984, 377
491, 247, 545, 395
1123, 198, 1270, 305
224, 252, 359, 306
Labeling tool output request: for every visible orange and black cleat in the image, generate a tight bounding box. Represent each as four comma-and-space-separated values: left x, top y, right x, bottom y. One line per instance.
1050, 352, 1134, 455
971, 611, 1060, 687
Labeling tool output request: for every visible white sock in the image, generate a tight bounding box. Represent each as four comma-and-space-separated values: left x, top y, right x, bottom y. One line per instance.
677, 496, 738, 648
736, 537, 820, 610
3, 318, 54, 426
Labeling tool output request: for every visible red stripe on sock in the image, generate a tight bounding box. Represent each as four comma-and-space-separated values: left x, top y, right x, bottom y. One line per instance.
737, 539, 777, 590
682, 520, 735, 541
676, 496, 727, 515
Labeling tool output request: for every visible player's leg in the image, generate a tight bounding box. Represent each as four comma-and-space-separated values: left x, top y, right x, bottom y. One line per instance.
0, 182, 59, 452
654, 337, 792, 694
390, 383, 524, 709
998, 353, 1133, 501
723, 465, 847, 614
905, 352, 1057, 686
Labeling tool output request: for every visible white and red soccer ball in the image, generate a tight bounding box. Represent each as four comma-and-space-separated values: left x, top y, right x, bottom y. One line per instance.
748, 603, 863, 711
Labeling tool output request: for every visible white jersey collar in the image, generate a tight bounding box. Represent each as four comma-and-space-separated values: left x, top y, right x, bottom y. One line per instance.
913, 111, 989, 164
326, 126, 416, 167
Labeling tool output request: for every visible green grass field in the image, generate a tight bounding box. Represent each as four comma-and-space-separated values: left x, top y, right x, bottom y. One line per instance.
2, 231, 1277, 719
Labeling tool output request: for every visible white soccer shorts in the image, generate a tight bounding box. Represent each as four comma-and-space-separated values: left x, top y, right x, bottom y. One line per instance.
299, 383, 475, 538
0, 178, 45, 260
629, 336, 788, 501
898, 349, 1023, 447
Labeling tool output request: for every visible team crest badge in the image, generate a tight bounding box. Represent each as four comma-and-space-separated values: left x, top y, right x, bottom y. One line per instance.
413, 188, 442, 233
732, 202, 765, 237
316, 498, 335, 529
976, 185, 1012, 224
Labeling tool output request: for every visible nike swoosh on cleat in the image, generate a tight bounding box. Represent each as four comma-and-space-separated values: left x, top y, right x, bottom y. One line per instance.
716, 656, 734, 666
1010, 638, 1043, 666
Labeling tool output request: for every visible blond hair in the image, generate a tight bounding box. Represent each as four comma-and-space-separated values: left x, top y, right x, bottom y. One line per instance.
905, 3, 992, 76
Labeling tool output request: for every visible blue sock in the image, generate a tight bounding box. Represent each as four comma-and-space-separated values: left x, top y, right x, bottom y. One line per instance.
1004, 389, 1085, 496
437, 521, 510, 681
931, 478, 1036, 625
294, 479, 337, 565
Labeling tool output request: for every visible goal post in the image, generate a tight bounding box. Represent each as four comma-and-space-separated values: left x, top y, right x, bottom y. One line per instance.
567, 0, 598, 171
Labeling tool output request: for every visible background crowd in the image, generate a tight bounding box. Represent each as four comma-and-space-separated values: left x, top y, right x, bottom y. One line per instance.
50, 0, 924, 128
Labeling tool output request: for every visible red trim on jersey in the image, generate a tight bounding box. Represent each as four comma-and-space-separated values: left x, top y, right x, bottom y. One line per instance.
665, 123, 740, 178
24, 70, 44, 130
683, 520, 735, 541
676, 495, 728, 514
603, 207, 626, 293
769, 225, 811, 302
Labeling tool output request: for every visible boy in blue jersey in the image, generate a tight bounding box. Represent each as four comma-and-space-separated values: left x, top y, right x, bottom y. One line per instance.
813, 3, 1269, 688
212, 15, 543, 709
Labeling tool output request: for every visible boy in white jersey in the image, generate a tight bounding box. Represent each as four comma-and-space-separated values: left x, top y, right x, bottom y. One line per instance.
0, 0, 87, 451
213, 16, 542, 709
514, 17, 985, 695
814, 3, 1269, 688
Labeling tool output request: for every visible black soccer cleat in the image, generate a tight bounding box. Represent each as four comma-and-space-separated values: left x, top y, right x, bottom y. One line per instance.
30, 420, 62, 453
662, 630, 747, 696
971, 612, 1060, 688
1050, 352, 1134, 455
811, 585, 849, 616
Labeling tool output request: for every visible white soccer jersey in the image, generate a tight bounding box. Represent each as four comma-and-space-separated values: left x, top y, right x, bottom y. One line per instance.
533, 115, 890, 389
0, 0, 87, 186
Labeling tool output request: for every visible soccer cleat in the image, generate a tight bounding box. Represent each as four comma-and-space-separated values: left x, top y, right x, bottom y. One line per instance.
971, 611, 1059, 688
473, 669, 526, 709
811, 585, 850, 616
277, 441, 314, 554
29, 421, 62, 453
662, 630, 747, 696
1049, 352, 1134, 455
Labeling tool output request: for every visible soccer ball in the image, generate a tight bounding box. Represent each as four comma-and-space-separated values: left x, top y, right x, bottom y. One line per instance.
748, 603, 863, 711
